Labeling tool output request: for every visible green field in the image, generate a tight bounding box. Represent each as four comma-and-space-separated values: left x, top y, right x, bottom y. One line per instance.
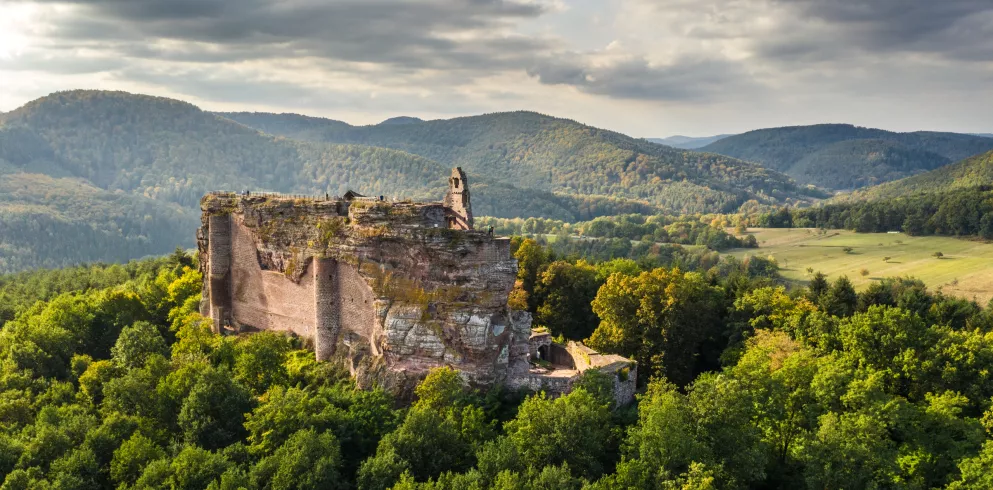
726, 228, 993, 304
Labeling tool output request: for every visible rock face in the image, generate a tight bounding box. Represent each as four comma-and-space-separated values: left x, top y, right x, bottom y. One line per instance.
198, 167, 636, 403
198, 168, 531, 390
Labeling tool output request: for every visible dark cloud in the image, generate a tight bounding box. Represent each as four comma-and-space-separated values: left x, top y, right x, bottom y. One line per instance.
528, 54, 755, 101
762, 0, 993, 61
3, 0, 992, 117
13, 0, 551, 70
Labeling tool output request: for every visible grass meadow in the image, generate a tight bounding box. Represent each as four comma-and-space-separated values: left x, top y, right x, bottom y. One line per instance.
726, 228, 993, 304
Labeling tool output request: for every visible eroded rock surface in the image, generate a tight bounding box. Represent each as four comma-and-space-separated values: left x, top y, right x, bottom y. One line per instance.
198, 169, 530, 389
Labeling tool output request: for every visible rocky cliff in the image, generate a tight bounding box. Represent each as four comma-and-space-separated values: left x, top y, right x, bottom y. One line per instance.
198, 171, 532, 394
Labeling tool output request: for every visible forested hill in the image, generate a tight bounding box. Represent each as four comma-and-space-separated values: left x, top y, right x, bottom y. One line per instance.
647, 134, 733, 149
840, 149, 993, 202
218, 110, 823, 213
701, 123, 993, 190
0, 91, 659, 219
216, 111, 353, 142
0, 91, 449, 206
0, 90, 661, 272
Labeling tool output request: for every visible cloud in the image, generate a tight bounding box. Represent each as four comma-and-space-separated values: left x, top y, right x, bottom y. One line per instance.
1, 0, 992, 135
0, 48, 127, 74
627, 0, 993, 63
527, 53, 756, 101
13, 0, 553, 70
111, 64, 495, 115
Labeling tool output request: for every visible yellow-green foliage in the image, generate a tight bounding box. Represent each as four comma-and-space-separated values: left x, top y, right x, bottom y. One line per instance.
316, 217, 346, 249
284, 248, 301, 278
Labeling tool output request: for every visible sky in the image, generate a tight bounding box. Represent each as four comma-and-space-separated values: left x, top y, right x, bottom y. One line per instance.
1, 0, 992, 137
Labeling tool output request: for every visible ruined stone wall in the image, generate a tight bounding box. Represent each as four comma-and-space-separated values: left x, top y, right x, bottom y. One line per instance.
229, 218, 318, 338
314, 257, 338, 360
338, 260, 379, 354
199, 189, 526, 390
443, 167, 473, 230
613, 364, 637, 407
197, 186, 641, 405
529, 332, 552, 360
206, 214, 232, 333
548, 343, 575, 369
508, 372, 574, 397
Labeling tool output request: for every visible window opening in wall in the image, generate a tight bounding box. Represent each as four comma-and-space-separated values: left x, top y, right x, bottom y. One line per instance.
537, 345, 548, 361
453, 178, 460, 188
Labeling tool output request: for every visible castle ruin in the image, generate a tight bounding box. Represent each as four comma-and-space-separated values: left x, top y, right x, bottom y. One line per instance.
198, 168, 635, 403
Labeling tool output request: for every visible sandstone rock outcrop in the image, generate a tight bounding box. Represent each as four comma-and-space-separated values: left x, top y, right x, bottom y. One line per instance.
198, 169, 529, 390
198, 168, 635, 403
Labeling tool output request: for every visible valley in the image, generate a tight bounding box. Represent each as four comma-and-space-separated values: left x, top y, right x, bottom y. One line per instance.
728, 228, 993, 303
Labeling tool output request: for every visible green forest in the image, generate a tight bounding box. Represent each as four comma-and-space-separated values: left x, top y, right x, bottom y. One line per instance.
0, 90, 818, 273
0, 91, 676, 272
220, 109, 822, 212
0, 169, 199, 273
477, 214, 757, 251
702, 124, 993, 190
4, 90, 993, 274
754, 186, 993, 238
841, 150, 993, 202
2, 238, 993, 489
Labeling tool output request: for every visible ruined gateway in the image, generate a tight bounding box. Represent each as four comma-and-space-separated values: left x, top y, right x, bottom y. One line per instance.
198, 168, 636, 403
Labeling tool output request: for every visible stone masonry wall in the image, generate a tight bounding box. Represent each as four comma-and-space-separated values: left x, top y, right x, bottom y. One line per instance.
314, 257, 338, 361
443, 167, 473, 230
206, 214, 232, 333
199, 182, 527, 389
229, 218, 317, 338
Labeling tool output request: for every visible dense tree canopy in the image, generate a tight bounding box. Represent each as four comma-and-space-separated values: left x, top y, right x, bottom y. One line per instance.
702, 124, 993, 190
2, 236, 993, 489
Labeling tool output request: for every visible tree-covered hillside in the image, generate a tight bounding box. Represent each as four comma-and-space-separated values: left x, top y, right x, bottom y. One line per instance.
0, 91, 446, 206
221, 110, 822, 213
647, 134, 733, 149
841, 150, 993, 202
217, 112, 353, 142
742, 151, 993, 240
0, 161, 198, 273
4, 246, 993, 489
0, 91, 669, 271
702, 124, 993, 190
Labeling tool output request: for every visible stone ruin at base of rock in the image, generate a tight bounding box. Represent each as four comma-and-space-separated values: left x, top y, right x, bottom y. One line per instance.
198, 167, 636, 405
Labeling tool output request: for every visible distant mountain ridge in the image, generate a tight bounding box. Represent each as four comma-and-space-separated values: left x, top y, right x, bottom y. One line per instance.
0, 90, 654, 271
647, 134, 733, 149
217, 112, 353, 141
0, 90, 827, 271
222, 110, 820, 214
378, 116, 424, 125
702, 124, 993, 190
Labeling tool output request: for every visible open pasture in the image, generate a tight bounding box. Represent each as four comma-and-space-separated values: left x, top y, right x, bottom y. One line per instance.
726, 228, 993, 304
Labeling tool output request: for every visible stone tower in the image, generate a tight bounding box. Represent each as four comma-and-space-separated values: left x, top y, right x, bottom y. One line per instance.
443, 167, 473, 230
